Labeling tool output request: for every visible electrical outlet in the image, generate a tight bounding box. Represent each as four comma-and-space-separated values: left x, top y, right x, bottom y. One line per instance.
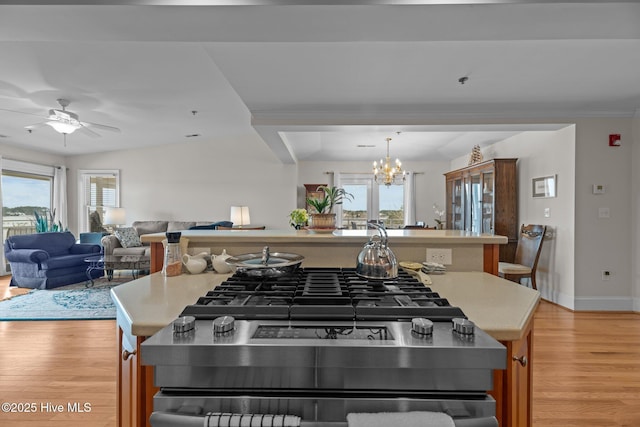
602, 270, 611, 281
426, 248, 452, 265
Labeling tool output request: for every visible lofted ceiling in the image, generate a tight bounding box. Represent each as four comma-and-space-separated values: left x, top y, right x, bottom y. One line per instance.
0, 1, 638, 162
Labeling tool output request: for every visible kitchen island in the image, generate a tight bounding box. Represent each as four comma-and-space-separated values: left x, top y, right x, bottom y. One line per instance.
426, 272, 541, 427
111, 269, 539, 427
140, 229, 508, 274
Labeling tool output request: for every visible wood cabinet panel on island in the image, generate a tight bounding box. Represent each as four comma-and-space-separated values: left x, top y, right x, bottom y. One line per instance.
426, 272, 539, 427
113, 232, 536, 426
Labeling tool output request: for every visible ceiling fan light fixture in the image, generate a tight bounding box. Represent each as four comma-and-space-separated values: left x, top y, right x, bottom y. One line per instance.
46, 120, 79, 134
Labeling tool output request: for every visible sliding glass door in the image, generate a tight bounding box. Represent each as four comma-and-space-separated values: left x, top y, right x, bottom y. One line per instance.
1, 160, 54, 273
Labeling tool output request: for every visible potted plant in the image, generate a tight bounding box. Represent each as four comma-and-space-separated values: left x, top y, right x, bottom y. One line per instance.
34, 208, 64, 233
433, 203, 446, 230
306, 185, 353, 230
288, 208, 309, 230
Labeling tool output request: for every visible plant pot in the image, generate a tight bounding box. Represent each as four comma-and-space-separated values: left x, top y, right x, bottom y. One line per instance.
309, 213, 336, 229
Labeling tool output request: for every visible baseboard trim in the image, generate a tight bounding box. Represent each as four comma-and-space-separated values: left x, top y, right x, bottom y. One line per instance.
574, 296, 635, 312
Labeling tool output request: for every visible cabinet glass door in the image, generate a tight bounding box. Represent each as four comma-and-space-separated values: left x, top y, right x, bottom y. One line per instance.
481, 171, 494, 233
451, 178, 464, 229
469, 174, 482, 233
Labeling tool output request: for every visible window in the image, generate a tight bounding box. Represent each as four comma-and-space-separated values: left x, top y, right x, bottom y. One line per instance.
341, 179, 372, 230
379, 183, 405, 229
337, 174, 412, 229
1, 160, 55, 272
78, 170, 120, 233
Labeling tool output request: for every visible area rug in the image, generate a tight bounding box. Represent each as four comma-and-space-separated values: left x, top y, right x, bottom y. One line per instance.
0, 276, 133, 321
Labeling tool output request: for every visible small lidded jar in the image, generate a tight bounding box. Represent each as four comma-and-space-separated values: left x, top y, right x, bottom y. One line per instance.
162, 232, 183, 277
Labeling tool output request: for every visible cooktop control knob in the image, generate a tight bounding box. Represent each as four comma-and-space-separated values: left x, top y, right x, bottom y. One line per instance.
452, 318, 475, 335
411, 317, 433, 336
213, 316, 235, 335
173, 316, 195, 334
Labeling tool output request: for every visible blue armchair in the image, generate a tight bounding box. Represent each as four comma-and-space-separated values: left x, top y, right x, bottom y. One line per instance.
4, 231, 103, 289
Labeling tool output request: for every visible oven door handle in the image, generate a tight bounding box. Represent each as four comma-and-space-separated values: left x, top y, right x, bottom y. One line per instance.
150, 412, 347, 427
150, 412, 498, 427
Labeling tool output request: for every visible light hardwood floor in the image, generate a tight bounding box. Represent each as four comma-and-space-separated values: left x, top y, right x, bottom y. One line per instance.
1, 276, 639, 426
0, 275, 117, 427
532, 301, 640, 427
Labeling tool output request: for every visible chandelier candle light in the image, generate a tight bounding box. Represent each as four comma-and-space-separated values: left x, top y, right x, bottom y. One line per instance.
373, 137, 406, 186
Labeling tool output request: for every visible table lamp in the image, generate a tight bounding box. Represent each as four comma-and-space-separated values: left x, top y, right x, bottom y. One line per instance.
104, 207, 126, 232
230, 206, 250, 228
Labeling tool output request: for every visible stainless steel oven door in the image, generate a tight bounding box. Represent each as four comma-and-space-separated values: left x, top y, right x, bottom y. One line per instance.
149, 392, 498, 427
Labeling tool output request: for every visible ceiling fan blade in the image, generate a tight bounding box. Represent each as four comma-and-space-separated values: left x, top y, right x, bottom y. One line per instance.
77, 124, 101, 138
83, 121, 121, 133
0, 108, 49, 119
24, 122, 49, 130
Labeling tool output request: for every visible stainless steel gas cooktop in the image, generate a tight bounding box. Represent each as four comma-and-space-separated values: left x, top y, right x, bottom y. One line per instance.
180, 267, 466, 321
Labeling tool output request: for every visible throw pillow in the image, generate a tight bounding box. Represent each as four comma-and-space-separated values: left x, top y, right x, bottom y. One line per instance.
114, 227, 143, 248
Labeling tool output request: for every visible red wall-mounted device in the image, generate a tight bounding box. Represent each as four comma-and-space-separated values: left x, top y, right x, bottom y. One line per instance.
609, 134, 621, 147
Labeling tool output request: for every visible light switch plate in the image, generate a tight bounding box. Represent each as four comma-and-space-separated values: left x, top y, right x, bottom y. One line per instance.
598, 207, 610, 218
544, 208, 550, 218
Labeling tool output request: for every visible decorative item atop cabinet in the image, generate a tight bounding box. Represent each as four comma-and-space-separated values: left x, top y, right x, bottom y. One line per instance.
444, 158, 518, 262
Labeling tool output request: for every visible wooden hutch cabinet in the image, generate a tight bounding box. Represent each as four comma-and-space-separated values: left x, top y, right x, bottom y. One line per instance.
445, 159, 518, 261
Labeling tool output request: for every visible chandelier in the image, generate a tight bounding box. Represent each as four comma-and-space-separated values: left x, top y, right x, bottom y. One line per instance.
373, 137, 405, 186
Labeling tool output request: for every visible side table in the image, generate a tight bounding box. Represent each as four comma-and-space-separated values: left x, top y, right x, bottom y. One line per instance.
84, 255, 151, 286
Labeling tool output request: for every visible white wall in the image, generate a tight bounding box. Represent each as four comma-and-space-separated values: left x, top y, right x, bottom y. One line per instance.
65, 135, 297, 233
573, 118, 634, 310
296, 159, 451, 227
458, 128, 576, 308
450, 117, 635, 311
0, 143, 66, 169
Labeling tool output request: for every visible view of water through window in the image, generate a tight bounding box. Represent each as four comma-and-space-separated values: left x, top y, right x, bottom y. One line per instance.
2, 173, 52, 242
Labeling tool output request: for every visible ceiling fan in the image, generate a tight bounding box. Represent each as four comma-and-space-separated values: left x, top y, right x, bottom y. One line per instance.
0, 98, 121, 140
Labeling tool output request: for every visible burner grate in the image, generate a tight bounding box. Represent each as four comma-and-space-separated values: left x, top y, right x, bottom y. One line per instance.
302, 272, 342, 297
181, 267, 466, 321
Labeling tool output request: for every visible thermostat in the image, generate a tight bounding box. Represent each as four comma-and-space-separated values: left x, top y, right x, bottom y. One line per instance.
592, 184, 605, 194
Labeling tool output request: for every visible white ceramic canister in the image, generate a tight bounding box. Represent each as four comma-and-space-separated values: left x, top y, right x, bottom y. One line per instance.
211, 249, 232, 273
182, 253, 208, 274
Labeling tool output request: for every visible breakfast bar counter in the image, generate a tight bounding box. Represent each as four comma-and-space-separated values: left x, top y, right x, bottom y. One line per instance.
140, 229, 508, 275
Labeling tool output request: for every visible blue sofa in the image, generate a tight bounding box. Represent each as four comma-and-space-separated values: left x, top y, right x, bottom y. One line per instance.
4, 231, 103, 289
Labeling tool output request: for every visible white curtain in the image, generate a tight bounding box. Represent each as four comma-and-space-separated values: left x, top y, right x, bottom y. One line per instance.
403, 171, 416, 226
53, 166, 68, 230
0, 155, 6, 276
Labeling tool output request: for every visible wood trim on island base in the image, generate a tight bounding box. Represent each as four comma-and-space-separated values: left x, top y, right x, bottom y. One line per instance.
484, 243, 500, 275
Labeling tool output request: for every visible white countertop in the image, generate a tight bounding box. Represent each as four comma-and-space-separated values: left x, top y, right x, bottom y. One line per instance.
141, 229, 508, 245
423, 271, 540, 341
111, 270, 539, 341
110, 271, 231, 337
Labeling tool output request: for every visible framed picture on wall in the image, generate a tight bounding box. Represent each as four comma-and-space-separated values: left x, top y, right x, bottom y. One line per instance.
532, 175, 557, 198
